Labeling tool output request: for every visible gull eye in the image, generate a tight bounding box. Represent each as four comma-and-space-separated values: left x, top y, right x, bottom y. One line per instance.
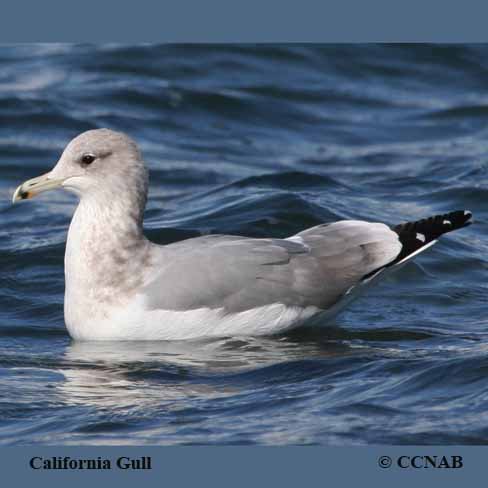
81, 154, 96, 166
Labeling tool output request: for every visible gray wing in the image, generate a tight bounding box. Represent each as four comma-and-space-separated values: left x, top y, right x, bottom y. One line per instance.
142, 221, 402, 313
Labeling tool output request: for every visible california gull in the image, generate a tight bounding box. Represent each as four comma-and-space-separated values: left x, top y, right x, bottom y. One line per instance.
12, 129, 473, 340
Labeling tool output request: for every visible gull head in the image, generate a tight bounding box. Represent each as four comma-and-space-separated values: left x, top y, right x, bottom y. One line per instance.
12, 128, 148, 203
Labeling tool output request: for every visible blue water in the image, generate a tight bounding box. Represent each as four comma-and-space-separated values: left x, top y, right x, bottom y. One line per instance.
0, 44, 487, 445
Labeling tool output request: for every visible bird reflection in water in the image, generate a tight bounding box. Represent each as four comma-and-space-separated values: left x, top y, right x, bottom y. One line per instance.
59, 330, 354, 411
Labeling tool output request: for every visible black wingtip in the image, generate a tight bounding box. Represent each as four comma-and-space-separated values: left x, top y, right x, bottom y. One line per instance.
394, 209, 473, 238
461, 210, 473, 226
441, 209, 473, 230
389, 209, 473, 266
362, 210, 472, 281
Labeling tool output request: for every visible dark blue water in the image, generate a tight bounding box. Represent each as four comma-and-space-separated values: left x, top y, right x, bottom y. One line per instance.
0, 44, 487, 445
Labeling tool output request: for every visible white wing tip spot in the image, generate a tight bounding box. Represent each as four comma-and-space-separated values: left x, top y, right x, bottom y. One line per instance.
416, 233, 426, 243
443, 219, 452, 225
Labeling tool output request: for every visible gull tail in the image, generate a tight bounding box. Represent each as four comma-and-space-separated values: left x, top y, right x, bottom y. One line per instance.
325, 210, 473, 322
391, 209, 473, 266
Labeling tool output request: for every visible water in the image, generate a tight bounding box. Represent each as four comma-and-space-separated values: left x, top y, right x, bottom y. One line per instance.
0, 44, 487, 445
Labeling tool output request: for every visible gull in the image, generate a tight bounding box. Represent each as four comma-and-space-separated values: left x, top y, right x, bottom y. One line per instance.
12, 129, 473, 340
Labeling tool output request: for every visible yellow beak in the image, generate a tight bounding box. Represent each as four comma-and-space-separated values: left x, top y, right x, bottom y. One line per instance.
12, 173, 64, 203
